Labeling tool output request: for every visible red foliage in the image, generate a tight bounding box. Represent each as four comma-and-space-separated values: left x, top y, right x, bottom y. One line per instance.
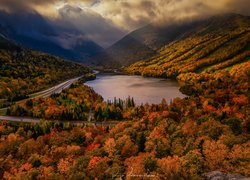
86, 143, 101, 151
88, 156, 104, 169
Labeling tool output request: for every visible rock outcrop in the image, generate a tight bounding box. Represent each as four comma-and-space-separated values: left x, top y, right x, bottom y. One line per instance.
204, 171, 250, 180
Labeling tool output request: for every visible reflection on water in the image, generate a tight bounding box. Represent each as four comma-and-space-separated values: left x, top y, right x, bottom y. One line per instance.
85, 74, 186, 105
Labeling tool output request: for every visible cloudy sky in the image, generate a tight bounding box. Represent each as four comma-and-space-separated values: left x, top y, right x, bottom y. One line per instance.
0, 0, 249, 47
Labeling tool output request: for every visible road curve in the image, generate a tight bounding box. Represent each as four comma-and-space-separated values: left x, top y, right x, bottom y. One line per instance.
0, 115, 39, 123
0, 115, 118, 127
0, 72, 115, 126
0, 76, 82, 111
29, 76, 83, 98
2, 70, 101, 108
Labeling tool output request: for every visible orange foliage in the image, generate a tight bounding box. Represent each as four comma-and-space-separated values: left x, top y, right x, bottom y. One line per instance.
203, 140, 230, 170
58, 157, 74, 174
88, 156, 105, 170
124, 153, 153, 178
229, 142, 250, 175
203, 101, 217, 112
157, 156, 182, 177
232, 94, 249, 106
182, 120, 198, 135
104, 138, 116, 157
20, 163, 32, 171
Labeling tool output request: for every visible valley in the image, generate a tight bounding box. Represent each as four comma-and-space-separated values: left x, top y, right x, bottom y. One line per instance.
0, 35, 94, 110
125, 14, 250, 78
0, 11, 249, 180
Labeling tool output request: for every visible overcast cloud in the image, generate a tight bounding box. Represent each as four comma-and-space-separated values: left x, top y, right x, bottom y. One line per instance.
0, 0, 249, 46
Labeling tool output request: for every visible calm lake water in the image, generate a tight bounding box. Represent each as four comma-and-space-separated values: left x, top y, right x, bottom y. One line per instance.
85, 74, 186, 105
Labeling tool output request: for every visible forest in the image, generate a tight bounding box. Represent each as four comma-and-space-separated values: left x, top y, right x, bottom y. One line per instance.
0, 47, 91, 102
125, 16, 250, 78
0, 59, 249, 179
7, 77, 137, 121
0, 10, 249, 180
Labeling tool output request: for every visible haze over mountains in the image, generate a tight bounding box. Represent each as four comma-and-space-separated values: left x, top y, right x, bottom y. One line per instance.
0, 0, 249, 65
0, 5, 121, 62
0, 5, 249, 69
0, 31, 90, 100
89, 19, 206, 67
89, 13, 250, 68
126, 13, 250, 77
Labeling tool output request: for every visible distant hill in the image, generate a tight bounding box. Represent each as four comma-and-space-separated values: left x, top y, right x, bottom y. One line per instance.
90, 14, 249, 67
125, 13, 250, 77
0, 34, 91, 99
87, 33, 156, 68
89, 16, 211, 67
0, 11, 103, 63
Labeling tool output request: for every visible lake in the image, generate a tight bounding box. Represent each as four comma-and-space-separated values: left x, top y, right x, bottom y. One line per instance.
85, 74, 186, 105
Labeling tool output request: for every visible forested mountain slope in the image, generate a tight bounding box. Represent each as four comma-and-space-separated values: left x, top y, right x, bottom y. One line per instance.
87, 35, 156, 68
1, 13, 250, 179
1, 60, 250, 179
0, 10, 103, 63
126, 14, 250, 77
0, 35, 91, 100
88, 17, 202, 67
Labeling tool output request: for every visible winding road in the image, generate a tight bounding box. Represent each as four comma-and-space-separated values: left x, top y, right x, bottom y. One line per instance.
0, 76, 82, 120
0, 71, 117, 127
0, 115, 118, 127
29, 76, 83, 98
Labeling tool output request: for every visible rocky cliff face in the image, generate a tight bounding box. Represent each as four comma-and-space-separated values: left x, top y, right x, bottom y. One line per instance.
203, 171, 250, 180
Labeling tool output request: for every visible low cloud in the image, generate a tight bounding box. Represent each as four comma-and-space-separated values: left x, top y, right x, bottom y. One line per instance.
0, 0, 57, 12
93, 0, 157, 30
151, 0, 250, 25
56, 4, 124, 47
0, 0, 249, 46
94, 0, 250, 30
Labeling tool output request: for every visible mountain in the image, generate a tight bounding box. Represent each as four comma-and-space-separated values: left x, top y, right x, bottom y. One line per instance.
125, 13, 250, 77
0, 33, 91, 100
127, 21, 202, 49
0, 33, 20, 50
0, 10, 103, 63
88, 35, 156, 68
89, 16, 210, 67
91, 13, 249, 69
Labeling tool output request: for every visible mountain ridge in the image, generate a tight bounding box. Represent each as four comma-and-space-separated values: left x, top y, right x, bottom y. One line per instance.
90, 13, 249, 69
0, 32, 91, 100
125, 13, 250, 77
0, 10, 104, 63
